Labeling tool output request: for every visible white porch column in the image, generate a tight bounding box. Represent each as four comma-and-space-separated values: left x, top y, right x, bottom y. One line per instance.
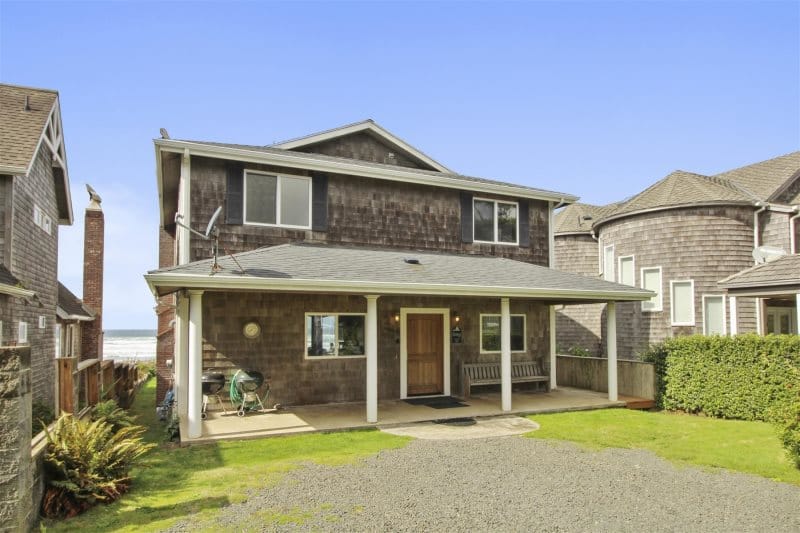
606, 302, 618, 402
187, 290, 204, 439
365, 295, 379, 423
755, 298, 763, 334
729, 296, 738, 335
796, 293, 800, 334
175, 294, 190, 418
501, 297, 512, 411
549, 305, 557, 390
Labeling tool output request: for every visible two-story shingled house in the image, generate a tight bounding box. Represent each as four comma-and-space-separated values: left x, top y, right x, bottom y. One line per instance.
145, 120, 651, 438
554, 151, 800, 359
0, 84, 74, 410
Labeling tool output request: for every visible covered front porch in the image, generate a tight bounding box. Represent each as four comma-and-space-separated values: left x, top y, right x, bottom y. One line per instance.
145, 243, 653, 441
181, 386, 632, 444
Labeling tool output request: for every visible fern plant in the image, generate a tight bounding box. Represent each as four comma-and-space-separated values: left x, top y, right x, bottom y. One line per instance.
91, 399, 136, 433
41, 414, 155, 518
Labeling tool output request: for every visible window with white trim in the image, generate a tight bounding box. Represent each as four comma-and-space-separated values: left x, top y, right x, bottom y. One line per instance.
603, 245, 615, 281
305, 313, 366, 358
18, 322, 28, 344
702, 295, 726, 335
244, 170, 311, 228
618, 255, 635, 286
671, 280, 695, 326
473, 198, 518, 244
55, 324, 62, 358
641, 267, 662, 312
480, 314, 526, 353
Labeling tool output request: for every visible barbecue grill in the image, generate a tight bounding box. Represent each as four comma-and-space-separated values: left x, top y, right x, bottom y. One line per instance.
201, 372, 228, 419
229, 369, 271, 416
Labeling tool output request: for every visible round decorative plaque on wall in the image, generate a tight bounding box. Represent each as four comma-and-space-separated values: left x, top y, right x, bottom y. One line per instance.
243, 321, 261, 339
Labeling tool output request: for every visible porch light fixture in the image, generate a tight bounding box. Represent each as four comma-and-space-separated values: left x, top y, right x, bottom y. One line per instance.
453, 312, 461, 323
394, 313, 400, 323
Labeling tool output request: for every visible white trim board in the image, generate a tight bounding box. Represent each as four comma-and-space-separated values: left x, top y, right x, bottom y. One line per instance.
399, 308, 450, 400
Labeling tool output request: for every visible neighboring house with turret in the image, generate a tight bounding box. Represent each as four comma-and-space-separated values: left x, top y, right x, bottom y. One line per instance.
554, 151, 800, 359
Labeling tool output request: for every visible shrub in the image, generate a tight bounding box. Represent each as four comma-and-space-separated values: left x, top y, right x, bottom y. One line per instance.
41, 414, 155, 518
32, 401, 56, 437
91, 399, 136, 433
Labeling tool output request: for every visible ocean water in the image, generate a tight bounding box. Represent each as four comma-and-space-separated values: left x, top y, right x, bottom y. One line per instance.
103, 329, 156, 361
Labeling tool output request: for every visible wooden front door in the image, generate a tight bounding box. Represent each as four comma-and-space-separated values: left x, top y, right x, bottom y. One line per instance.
407, 313, 444, 396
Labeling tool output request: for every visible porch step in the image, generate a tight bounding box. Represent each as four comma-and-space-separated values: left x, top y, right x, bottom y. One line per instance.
625, 399, 656, 410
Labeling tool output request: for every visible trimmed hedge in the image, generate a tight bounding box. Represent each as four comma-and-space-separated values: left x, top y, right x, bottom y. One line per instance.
642, 334, 800, 467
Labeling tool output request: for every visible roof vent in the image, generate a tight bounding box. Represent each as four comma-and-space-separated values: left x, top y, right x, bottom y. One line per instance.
404, 258, 420, 265
23, 95, 31, 112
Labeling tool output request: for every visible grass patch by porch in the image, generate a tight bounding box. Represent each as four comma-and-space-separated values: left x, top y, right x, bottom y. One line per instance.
42, 379, 411, 532
526, 409, 800, 485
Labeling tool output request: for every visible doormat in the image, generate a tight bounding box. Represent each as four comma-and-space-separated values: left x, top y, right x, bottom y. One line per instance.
433, 417, 477, 426
404, 396, 469, 409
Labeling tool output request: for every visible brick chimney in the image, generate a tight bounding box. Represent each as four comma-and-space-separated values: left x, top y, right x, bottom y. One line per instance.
81, 185, 104, 361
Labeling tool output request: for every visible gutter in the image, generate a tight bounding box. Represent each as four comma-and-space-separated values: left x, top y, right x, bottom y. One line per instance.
0, 283, 35, 299
143, 272, 654, 302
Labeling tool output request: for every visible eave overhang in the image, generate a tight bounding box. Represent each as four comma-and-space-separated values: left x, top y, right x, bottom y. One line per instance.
0, 283, 35, 299
144, 271, 654, 303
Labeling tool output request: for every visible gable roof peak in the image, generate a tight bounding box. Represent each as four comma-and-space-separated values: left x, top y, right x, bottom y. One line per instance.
270, 119, 453, 173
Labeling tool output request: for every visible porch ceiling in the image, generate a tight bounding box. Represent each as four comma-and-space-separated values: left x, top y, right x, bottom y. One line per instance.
145, 243, 653, 303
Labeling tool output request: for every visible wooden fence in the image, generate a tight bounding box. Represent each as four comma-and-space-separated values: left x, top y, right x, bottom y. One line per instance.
55, 358, 142, 413
556, 355, 656, 400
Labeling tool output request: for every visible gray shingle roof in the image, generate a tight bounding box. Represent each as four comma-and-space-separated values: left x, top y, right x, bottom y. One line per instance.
554, 202, 621, 234
0, 84, 58, 172
714, 151, 800, 202
57, 282, 94, 320
173, 138, 577, 202
718, 254, 800, 290
146, 243, 652, 302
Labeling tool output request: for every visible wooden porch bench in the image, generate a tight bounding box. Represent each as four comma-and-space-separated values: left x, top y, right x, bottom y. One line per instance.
462, 361, 550, 399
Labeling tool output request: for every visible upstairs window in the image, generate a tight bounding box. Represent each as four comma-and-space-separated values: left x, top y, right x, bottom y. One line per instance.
244, 170, 311, 229
618, 255, 635, 286
473, 198, 518, 244
670, 280, 695, 326
641, 267, 662, 312
603, 245, 615, 281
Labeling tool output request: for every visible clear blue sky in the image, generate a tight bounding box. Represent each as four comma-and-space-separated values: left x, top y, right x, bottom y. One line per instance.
1, 1, 798, 329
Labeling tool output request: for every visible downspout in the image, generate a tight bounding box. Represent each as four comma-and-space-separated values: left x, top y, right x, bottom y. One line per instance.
590, 228, 601, 276
753, 202, 767, 256
549, 197, 566, 268
790, 206, 800, 254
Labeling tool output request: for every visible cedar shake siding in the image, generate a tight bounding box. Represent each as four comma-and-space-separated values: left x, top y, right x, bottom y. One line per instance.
1, 143, 60, 407
188, 155, 551, 265
588, 206, 758, 358
554, 234, 605, 355
201, 292, 549, 406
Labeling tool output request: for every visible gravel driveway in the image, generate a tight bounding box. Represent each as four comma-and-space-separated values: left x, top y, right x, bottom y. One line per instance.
169, 434, 800, 532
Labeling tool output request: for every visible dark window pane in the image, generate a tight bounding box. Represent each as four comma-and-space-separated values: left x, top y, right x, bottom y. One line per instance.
474, 200, 495, 242
246, 173, 277, 224
338, 315, 365, 355
280, 176, 310, 227
306, 315, 335, 356
497, 203, 517, 243
511, 315, 525, 351
481, 315, 501, 352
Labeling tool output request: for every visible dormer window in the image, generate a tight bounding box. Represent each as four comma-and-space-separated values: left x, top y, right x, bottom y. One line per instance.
473, 198, 518, 245
243, 170, 312, 229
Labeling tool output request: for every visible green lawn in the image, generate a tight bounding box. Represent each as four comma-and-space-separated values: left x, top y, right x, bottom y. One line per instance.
42, 379, 411, 532
526, 408, 800, 485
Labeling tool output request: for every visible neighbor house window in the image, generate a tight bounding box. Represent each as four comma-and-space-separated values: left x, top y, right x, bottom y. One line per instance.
603, 245, 615, 281
305, 313, 366, 358
641, 267, 662, 312
618, 255, 634, 286
18, 322, 28, 344
670, 280, 695, 326
702, 295, 726, 335
480, 314, 526, 353
244, 170, 311, 228
54, 324, 62, 358
473, 198, 518, 244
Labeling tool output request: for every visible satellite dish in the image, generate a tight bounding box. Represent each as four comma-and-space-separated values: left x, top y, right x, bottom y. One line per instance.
204, 206, 223, 238
752, 245, 786, 264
